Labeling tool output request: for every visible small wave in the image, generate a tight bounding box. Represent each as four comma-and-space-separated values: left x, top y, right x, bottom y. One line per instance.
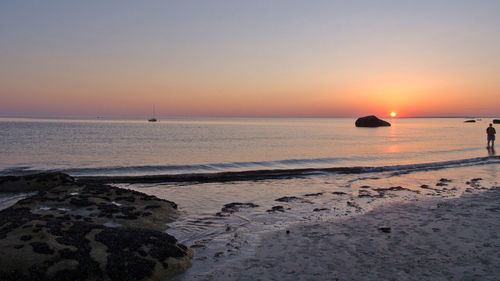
57, 157, 350, 176
0, 166, 43, 176
77, 156, 500, 184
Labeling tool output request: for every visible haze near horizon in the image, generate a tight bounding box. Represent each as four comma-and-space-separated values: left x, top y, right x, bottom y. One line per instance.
1, 0, 500, 118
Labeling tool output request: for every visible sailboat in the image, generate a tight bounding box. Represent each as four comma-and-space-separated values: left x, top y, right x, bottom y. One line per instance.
148, 105, 158, 122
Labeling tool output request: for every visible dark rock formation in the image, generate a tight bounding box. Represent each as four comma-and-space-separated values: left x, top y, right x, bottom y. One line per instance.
346, 201, 362, 212
0, 173, 192, 281
355, 115, 391, 127
266, 206, 285, 213
303, 192, 324, 197
358, 190, 371, 198
275, 196, 312, 204
313, 208, 329, 212
464, 120, 476, 123
0, 173, 75, 193
436, 178, 452, 187
493, 119, 500, 124
332, 191, 347, 195
466, 178, 483, 188
379, 227, 391, 233
372, 186, 420, 197
216, 202, 259, 217
373, 186, 408, 192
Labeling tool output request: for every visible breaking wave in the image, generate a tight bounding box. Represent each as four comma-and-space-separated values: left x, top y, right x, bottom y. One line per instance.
74, 156, 500, 184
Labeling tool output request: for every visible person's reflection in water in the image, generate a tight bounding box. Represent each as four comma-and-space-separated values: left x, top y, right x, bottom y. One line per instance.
488, 146, 496, 156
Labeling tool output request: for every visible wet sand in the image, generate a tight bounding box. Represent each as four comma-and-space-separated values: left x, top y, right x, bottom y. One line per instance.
208, 185, 500, 280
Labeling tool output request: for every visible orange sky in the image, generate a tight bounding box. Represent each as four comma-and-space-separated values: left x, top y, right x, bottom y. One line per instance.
1, 1, 500, 118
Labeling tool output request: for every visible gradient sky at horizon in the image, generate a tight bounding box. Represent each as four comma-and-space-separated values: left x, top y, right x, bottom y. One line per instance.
1, 0, 500, 118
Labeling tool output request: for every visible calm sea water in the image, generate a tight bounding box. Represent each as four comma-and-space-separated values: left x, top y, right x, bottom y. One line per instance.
1, 117, 499, 279
0, 117, 496, 176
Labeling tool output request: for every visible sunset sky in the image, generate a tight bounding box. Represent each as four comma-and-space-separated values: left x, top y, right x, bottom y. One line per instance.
1, 0, 499, 118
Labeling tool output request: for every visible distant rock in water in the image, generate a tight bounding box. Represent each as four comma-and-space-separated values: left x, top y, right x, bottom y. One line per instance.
493, 119, 500, 124
355, 115, 391, 127
464, 120, 476, 123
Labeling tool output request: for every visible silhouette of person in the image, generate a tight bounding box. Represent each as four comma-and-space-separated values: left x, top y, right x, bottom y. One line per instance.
487, 123, 496, 148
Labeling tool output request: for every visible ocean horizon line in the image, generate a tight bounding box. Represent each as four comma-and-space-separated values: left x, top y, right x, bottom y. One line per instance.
1, 115, 499, 120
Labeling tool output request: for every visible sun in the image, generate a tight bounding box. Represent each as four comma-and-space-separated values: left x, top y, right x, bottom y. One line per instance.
390, 112, 397, 117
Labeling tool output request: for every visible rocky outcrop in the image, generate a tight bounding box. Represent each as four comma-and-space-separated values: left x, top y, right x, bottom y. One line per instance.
275, 196, 312, 204
266, 206, 285, 213
0, 173, 75, 193
493, 119, 500, 124
0, 173, 192, 281
355, 115, 391, 127
216, 202, 259, 217
464, 120, 476, 123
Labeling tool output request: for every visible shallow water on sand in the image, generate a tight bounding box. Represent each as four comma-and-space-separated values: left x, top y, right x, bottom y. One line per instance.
122, 163, 499, 280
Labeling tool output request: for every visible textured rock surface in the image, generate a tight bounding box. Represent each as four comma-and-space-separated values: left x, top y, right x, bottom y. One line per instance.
216, 202, 259, 217
0, 173, 193, 281
0, 173, 75, 193
355, 115, 391, 127
275, 196, 312, 204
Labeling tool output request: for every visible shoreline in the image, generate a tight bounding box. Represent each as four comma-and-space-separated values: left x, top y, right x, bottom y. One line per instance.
1, 165, 499, 280
205, 184, 500, 280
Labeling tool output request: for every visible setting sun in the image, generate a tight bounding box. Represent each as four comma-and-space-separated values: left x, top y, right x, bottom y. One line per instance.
390, 112, 397, 117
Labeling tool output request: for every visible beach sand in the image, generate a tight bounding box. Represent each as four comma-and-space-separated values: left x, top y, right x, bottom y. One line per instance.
207, 185, 500, 280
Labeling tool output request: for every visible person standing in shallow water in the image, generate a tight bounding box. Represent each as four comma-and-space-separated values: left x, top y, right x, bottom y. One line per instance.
487, 123, 496, 148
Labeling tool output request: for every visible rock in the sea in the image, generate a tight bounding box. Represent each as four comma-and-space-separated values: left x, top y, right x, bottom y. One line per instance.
266, 206, 285, 213
0, 173, 193, 281
332, 191, 347, 195
313, 208, 329, 212
216, 202, 259, 217
355, 115, 391, 127
275, 196, 312, 204
379, 227, 391, 233
493, 119, 500, 124
464, 120, 476, 123
373, 186, 408, 192
303, 192, 324, 197
358, 190, 377, 198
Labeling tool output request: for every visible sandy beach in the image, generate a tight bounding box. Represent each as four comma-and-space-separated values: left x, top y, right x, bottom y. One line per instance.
1, 169, 500, 280
205, 184, 500, 280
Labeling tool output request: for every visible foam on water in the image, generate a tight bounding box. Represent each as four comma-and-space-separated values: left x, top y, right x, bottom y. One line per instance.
70, 155, 500, 184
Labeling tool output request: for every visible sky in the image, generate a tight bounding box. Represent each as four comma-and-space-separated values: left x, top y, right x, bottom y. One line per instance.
1, 0, 500, 118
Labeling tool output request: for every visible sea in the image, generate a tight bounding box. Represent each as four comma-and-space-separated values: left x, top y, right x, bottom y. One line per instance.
1, 117, 499, 279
